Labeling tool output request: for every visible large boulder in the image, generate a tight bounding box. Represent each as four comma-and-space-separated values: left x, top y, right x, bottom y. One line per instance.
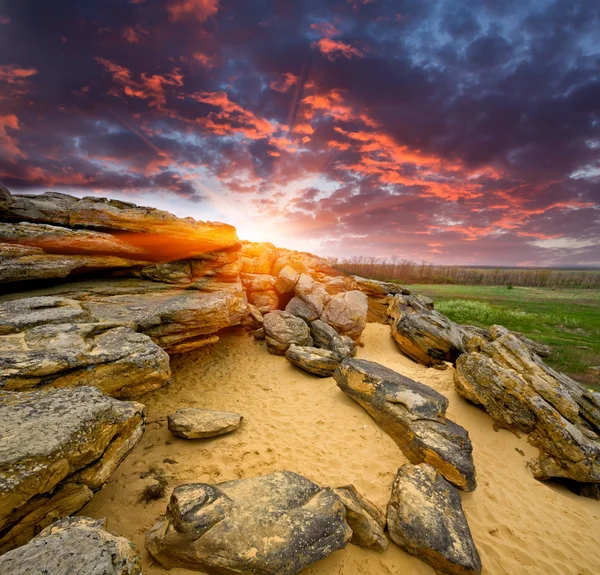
275, 265, 299, 294
351, 276, 410, 324
240, 242, 278, 274
0, 386, 145, 552
310, 319, 356, 357
145, 471, 352, 574
455, 326, 600, 492
168, 408, 243, 439
333, 485, 387, 551
285, 295, 320, 322
294, 274, 330, 317
263, 311, 311, 355
320, 290, 368, 341
0, 322, 170, 398
285, 345, 342, 377
387, 463, 481, 575
0, 516, 142, 575
334, 358, 476, 491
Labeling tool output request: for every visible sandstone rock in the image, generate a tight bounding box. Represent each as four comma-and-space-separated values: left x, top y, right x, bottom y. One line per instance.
323, 277, 351, 295
189, 250, 240, 281
141, 260, 192, 284
0, 187, 240, 258
270, 249, 339, 280
168, 408, 243, 438
241, 272, 277, 292
294, 273, 330, 316
0, 221, 148, 258
240, 241, 278, 274
252, 327, 265, 340
321, 290, 368, 341
242, 303, 264, 329
389, 294, 466, 366
333, 485, 387, 551
285, 345, 342, 377
263, 310, 311, 355
351, 276, 411, 324
0, 516, 142, 575
0, 322, 170, 398
145, 471, 352, 574
275, 265, 299, 294
0, 386, 145, 552
310, 319, 356, 357
455, 326, 600, 490
334, 358, 476, 491
461, 324, 552, 358
248, 289, 279, 313
285, 295, 320, 322
387, 463, 481, 575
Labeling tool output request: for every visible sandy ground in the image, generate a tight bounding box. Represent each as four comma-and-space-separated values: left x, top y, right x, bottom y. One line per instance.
81, 323, 600, 575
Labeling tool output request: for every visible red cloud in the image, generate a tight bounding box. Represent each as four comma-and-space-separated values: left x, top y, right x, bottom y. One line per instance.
190, 91, 276, 139
313, 38, 365, 60
166, 0, 219, 22
96, 57, 183, 108
122, 25, 149, 44
0, 114, 26, 159
310, 22, 340, 38
0, 65, 38, 84
270, 72, 298, 93
193, 52, 218, 69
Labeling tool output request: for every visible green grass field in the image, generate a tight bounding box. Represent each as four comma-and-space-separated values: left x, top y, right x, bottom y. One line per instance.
404, 284, 600, 389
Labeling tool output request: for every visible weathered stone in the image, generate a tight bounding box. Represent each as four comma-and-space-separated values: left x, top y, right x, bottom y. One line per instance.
270, 249, 339, 280
321, 290, 368, 341
0, 516, 142, 575
0, 386, 145, 552
294, 273, 330, 316
145, 471, 352, 574
285, 345, 342, 377
248, 289, 279, 313
323, 277, 350, 295
0, 221, 148, 258
247, 303, 264, 327
389, 294, 466, 366
240, 242, 278, 274
141, 260, 192, 284
0, 322, 170, 398
241, 272, 277, 293
461, 324, 552, 357
285, 295, 320, 322
168, 408, 243, 438
455, 326, 600, 490
333, 485, 387, 551
252, 327, 265, 340
334, 358, 476, 491
275, 265, 299, 294
263, 310, 311, 355
189, 250, 240, 281
310, 319, 356, 357
0, 187, 240, 258
387, 463, 481, 575
351, 276, 411, 324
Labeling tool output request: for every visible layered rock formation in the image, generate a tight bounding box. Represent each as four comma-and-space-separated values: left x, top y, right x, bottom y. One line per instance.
0, 386, 145, 553
350, 276, 410, 323
145, 471, 352, 574
387, 463, 481, 575
0, 517, 142, 575
455, 327, 600, 493
334, 358, 476, 491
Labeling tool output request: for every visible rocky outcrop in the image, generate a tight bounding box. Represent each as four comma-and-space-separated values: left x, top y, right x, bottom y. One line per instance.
334, 358, 476, 491
285, 345, 342, 377
455, 326, 600, 492
0, 321, 170, 398
0, 386, 145, 552
240, 241, 278, 274
309, 319, 356, 357
145, 471, 352, 574
263, 311, 311, 355
321, 290, 368, 341
351, 276, 410, 323
387, 463, 481, 575
168, 408, 243, 438
0, 516, 142, 575
333, 485, 387, 551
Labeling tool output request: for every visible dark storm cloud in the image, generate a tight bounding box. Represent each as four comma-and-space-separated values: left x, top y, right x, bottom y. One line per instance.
0, 0, 598, 263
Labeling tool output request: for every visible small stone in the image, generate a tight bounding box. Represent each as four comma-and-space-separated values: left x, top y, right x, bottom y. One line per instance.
168, 408, 243, 439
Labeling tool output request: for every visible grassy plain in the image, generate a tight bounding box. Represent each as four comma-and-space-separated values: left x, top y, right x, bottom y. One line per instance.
404, 284, 600, 389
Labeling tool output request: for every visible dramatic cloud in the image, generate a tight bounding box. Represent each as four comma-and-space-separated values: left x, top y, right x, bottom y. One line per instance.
0, 0, 598, 265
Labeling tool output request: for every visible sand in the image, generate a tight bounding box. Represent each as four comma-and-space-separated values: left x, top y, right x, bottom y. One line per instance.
81, 323, 600, 575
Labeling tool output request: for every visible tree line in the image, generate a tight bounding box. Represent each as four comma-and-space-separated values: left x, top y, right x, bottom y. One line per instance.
329, 256, 600, 289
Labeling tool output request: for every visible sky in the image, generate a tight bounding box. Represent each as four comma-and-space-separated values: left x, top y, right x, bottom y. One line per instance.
0, 0, 599, 265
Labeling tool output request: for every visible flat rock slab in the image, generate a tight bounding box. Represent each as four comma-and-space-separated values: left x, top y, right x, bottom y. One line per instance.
146, 470, 352, 574
387, 463, 482, 575
168, 408, 243, 438
285, 344, 342, 377
334, 358, 476, 491
333, 485, 387, 551
0, 322, 170, 398
0, 516, 142, 575
0, 386, 145, 552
